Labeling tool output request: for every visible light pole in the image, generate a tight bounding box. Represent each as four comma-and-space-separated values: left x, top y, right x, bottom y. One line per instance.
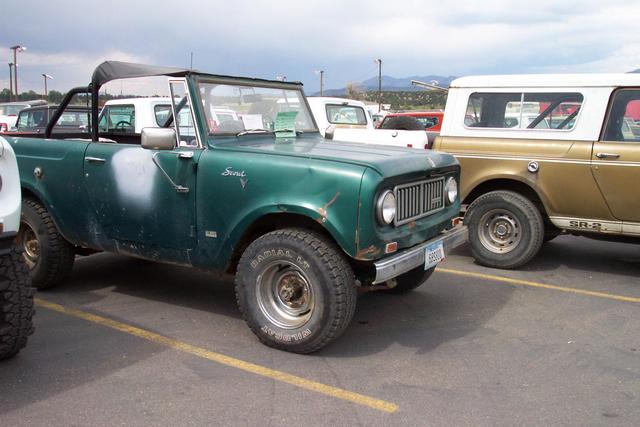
374, 58, 382, 112
10, 45, 27, 101
8, 63, 14, 101
42, 73, 53, 100
315, 70, 324, 96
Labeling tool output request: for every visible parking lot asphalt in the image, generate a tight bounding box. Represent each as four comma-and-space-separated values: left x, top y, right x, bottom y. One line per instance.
1, 235, 638, 426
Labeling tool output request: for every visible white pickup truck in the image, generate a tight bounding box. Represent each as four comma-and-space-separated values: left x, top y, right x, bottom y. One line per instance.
0, 136, 34, 360
307, 97, 430, 149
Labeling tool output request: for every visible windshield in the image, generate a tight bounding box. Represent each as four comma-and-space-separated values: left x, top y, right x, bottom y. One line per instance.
198, 81, 317, 136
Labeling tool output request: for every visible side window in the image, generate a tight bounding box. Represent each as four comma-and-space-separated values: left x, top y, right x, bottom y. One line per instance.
28, 110, 46, 128
465, 92, 583, 130
603, 89, 640, 142
523, 93, 582, 130
154, 105, 172, 126
169, 81, 198, 147
325, 105, 367, 125
16, 113, 28, 129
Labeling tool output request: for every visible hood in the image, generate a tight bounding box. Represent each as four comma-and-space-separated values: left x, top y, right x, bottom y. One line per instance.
212, 134, 458, 177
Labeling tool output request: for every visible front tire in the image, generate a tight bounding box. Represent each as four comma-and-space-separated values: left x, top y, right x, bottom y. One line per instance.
235, 229, 357, 353
0, 245, 35, 360
465, 190, 544, 269
18, 199, 75, 289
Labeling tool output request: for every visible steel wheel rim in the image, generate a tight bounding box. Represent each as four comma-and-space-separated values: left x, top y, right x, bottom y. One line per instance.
477, 209, 522, 254
256, 260, 314, 329
18, 221, 40, 268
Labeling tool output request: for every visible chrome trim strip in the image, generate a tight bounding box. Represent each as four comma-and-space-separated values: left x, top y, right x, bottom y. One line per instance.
452, 154, 640, 167
549, 216, 640, 236
372, 225, 468, 284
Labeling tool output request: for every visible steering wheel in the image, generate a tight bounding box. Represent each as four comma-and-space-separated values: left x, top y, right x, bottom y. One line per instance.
114, 120, 132, 130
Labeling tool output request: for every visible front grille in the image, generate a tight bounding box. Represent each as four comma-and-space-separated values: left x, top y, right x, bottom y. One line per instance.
394, 177, 445, 225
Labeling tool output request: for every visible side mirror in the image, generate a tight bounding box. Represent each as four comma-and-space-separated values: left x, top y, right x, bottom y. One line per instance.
141, 127, 176, 150
324, 125, 335, 140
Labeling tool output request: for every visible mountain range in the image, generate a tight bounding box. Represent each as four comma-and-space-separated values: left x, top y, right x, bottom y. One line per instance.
314, 74, 457, 96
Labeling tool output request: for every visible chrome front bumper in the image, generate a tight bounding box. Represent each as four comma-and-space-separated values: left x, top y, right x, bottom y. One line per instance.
372, 225, 468, 284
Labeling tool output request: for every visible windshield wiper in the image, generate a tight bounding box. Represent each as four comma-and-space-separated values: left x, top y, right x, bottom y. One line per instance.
236, 129, 271, 136
236, 129, 305, 137
274, 129, 304, 135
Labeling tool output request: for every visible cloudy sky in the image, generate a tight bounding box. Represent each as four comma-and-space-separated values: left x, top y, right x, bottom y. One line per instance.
2, 0, 640, 94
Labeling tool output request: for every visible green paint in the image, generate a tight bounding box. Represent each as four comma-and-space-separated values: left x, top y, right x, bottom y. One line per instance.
6, 71, 461, 279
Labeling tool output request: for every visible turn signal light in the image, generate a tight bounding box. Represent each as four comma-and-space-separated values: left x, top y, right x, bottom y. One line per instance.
384, 242, 398, 254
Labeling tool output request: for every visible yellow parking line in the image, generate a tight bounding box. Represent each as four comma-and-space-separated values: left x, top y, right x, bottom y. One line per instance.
436, 268, 640, 303
34, 298, 398, 414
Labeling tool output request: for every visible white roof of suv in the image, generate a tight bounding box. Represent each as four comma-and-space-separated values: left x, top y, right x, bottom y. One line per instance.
451, 73, 640, 88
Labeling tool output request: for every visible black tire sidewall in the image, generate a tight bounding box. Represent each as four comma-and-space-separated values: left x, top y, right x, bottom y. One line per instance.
236, 231, 354, 352
20, 201, 48, 284
466, 191, 544, 269
0, 245, 35, 360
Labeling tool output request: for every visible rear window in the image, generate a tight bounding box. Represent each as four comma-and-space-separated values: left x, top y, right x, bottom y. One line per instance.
56, 110, 89, 127
414, 116, 439, 129
325, 104, 367, 125
465, 92, 583, 130
99, 104, 135, 132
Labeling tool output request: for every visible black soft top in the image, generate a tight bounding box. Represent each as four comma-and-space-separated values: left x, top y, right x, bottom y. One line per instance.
91, 60, 302, 87
48, 60, 303, 140
91, 61, 191, 87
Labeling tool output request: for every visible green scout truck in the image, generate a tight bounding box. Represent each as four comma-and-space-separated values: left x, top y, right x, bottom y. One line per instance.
7, 61, 467, 353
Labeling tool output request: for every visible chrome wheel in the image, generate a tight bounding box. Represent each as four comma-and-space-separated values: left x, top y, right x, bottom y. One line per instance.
256, 260, 314, 329
18, 221, 39, 269
477, 209, 522, 254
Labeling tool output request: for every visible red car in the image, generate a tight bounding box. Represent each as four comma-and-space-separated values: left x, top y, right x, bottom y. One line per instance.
378, 111, 444, 132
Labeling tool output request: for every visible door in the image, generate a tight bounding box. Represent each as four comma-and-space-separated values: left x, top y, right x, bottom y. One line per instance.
83, 80, 202, 262
592, 88, 640, 222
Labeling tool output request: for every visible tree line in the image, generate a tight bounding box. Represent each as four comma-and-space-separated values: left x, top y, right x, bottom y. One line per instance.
0, 89, 150, 105
343, 83, 448, 110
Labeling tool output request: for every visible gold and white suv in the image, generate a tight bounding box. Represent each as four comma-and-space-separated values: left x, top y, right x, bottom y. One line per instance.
435, 74, 640, 268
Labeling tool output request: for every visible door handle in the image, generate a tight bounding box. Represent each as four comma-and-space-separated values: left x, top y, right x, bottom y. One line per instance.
595, 152, 620, 159
85, 156, 106, 163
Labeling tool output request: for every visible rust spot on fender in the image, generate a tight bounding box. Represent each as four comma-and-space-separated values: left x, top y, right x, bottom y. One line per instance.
317, 191, 341, 222
407, 221, 416, 230
356, 245, 381, 259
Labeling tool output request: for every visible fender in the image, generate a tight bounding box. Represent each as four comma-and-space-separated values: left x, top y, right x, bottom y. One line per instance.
199, 202, 358, 271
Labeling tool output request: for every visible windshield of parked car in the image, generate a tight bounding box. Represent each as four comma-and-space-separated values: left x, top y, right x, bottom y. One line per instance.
198, 81, 317, 136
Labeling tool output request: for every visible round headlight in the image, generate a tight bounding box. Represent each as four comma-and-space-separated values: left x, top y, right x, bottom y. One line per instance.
445, 177, 458, 204
377, 190, 396, 225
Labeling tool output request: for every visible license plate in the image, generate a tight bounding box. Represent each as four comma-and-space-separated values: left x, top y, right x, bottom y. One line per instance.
424, 240, 445, 270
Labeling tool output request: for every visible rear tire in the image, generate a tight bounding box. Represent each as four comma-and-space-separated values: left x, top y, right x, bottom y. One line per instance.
18, 199, 75, 289
235, 228, 357, 353
0, 244, 35, 360
465, 190, 544, 269
385, 266, 435, 294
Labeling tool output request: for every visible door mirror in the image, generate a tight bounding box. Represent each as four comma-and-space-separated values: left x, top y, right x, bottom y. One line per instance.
324, 125, 335, 140
141, 127, 176, 150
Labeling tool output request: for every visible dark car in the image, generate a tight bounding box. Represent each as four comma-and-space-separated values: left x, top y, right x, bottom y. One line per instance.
10, 105, 90, 134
